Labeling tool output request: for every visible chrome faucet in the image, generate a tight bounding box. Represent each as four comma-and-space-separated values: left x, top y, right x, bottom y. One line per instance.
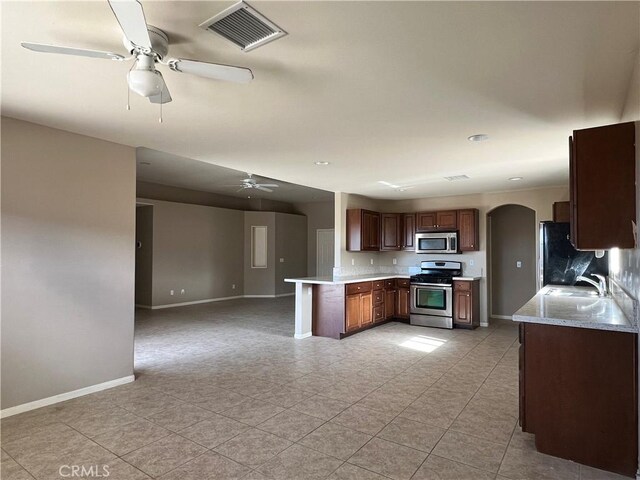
576, 274, 608, 297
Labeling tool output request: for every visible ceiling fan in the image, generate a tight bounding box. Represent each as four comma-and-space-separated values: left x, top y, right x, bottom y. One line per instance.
21, 0, 253, 105
229, 174, 279, 193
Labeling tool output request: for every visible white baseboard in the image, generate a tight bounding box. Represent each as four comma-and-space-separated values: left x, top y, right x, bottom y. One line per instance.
294, 332, 312, 339
491, 314, 513, 320
480, 322, 489, 327
0, 375, 135, 419
244, 293, 295, 298
276, 293, 295, 298
149, 296, 244, 309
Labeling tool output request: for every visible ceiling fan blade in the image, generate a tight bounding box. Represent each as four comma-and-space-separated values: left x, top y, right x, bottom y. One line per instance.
256, 186, 273, 192
169, 59, 253, 84
236, 187, 247, 192
149, 75, 172, 104
108, 0, 151, 49
21, 42, 125, 60
257, 184, 279, 188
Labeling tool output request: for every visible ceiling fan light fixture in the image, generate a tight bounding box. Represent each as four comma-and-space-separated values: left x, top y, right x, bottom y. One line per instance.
314, 161, 330, 166
509, 176, 524, 181
468, 134, 489, 142
128, 56, 165, 97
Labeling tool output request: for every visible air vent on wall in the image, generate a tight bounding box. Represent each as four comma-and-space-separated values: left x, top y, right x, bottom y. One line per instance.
200, 1, 287, 52
443, 175, 470, 181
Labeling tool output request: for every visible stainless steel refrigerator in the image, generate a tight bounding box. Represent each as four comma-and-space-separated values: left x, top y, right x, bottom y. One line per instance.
539, 221, 608, 288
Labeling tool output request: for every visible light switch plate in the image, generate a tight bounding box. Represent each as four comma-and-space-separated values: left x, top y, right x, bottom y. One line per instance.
517, 261, 522, 268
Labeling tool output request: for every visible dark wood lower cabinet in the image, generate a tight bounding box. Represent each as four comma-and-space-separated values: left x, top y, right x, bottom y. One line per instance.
313, 279, 410, 339
453, 280, 479, 328
520, 322, 638, 477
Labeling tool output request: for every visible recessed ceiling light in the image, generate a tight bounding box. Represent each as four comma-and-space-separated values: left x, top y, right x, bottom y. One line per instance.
468, 134, 489, 142
314, 161, 330, 166
509, 176, 523, 181
139, 161, 151, 165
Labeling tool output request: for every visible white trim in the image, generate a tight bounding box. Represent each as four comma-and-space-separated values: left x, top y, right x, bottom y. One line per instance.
0, 375, 135, 418
150, 296, 244, 309
276, 292, 295, 298
243, 295, 276, 298
135, 304, 153, 309
294, 332, 312, 339
480, 322, 489, 327
491, 314, 513, 320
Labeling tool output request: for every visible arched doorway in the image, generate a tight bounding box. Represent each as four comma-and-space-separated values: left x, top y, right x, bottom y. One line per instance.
487, 204, 537, 319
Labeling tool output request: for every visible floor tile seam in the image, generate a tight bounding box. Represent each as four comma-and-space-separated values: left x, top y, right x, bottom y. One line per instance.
0, 445, 39, 479
343, 433, 427, 480
247, 437, 347, 478
411, 328, 516, 468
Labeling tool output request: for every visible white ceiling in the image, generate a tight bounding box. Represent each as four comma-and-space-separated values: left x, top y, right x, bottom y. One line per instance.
136, 147, 334, 203
2, 1, 638, 199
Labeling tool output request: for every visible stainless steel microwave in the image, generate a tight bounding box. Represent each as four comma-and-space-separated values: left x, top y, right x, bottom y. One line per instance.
415, 232, 458, 254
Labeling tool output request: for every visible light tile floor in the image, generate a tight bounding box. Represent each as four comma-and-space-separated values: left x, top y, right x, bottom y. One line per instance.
1, 297, 628, 479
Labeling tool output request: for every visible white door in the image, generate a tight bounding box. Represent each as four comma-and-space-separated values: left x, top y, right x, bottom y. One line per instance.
316, 229, 335, 278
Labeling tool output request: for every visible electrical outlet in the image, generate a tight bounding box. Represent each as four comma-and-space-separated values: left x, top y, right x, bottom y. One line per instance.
516, 261, 522, 268
181, 289, 185, 295
279, 258, 284, 263
170, 290, 174, 296
370, 259, 374, 265
469, 259, 474, 266
392, 258, 397, 265
351, 259, 355, 266
232, 284, 236, 290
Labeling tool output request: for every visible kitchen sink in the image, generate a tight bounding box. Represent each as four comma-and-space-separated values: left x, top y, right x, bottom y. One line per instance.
544, 288, 599, 298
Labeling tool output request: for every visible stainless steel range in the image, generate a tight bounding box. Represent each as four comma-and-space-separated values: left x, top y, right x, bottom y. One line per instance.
410, 260, 462, 329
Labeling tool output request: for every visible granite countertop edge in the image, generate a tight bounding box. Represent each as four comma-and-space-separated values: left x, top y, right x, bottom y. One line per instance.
513, 285, 637, 334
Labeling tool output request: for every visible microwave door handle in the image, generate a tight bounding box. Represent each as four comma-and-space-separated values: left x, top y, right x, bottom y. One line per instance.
450, 236, 457, 252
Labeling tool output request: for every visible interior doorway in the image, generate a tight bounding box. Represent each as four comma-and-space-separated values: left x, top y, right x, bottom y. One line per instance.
135, 204, 153, 307
316, 229, 335, 277
487, 204, 536, 319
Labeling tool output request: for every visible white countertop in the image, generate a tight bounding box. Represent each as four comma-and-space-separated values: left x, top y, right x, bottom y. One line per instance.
513, 285, 637, 333
284, 274, 410, 285
452, 277, 481, 281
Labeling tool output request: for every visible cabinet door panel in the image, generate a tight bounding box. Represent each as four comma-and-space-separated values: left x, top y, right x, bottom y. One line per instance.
454, 290, 471, 325
345, 294, 361, 331
437, 210, 457, 229
381, 214, 401, 251
360, 292, 373, 325
458, 209, 479, 251
384, 289, 396, 319
396, 288, 410, 319
416, 212, 437, 232
403, 213, 416, 250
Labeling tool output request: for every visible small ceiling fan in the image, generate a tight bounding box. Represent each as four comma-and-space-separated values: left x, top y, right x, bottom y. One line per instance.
229, 174, 279, 192
21, 0, 253, 105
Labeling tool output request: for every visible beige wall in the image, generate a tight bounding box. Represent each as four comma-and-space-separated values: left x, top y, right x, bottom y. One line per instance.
489, 205, 537, 316
1, 117, 136, 409
244, 212, 277, 296
135, 205, 153, 306
138, 198, 245, 306
244, 211, 307, 296
335, 186, 569, 324
137, 181, 250, 211
293, 201, 335, 276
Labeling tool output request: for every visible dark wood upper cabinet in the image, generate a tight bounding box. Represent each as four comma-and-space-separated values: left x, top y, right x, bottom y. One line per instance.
553, 201, 570, 223
402, 213, 416, 251
570, 122, 636, 250
380, 213, 402, 251
416, 210, 457, 232
347, 209, 381, 251
458, 209, 479, 251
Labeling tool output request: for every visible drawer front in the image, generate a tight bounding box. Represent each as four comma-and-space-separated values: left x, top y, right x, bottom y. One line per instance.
384, 280, 395, 289
373, 280, 384, 291
346, 282, 372, 295
373, 305, 384, 322
453, 280, 471, 291
373, 291, 384, 305
396, 279, 410, 288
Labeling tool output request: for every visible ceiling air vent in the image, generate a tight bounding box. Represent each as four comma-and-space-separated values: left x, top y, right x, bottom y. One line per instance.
443, 175, 470, 181
200, 1, 287, 52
